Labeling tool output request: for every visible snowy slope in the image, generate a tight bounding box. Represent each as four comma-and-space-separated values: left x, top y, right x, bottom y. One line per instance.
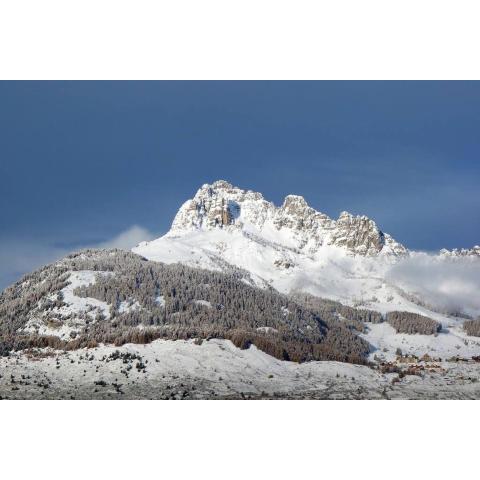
21, 270, 112, 340
133, 180, 480, 358
135, 180, 407, 307
3, 338, 480, 399
136, 229, 410, 312
134, 180, 479, 317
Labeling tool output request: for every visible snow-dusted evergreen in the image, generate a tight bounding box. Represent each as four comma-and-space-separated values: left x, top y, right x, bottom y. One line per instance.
386, 311, 442, 335
0, 249, 373, 364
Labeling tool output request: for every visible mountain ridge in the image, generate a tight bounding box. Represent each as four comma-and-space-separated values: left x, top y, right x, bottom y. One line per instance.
167, 180, 407, 257
134, 180, 480, 322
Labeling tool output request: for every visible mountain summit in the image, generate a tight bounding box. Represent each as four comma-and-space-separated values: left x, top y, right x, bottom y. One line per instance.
168, 180, 407, 257
133, 180, 415, 315
134, 180, 479, 320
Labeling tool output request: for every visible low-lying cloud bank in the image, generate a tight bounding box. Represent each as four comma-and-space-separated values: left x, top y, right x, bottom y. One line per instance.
0, 225, 155, 291
98, 225, 154, 250
387, 253, 480, 317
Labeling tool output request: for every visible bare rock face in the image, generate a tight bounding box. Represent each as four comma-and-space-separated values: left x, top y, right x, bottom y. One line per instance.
329, 212, 384, 255
169, 180, 407, 257
171, 180, 274, 232
277, 195, 328, 229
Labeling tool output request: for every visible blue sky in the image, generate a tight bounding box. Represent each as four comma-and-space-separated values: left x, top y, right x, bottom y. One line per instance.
1, 81, 479, 289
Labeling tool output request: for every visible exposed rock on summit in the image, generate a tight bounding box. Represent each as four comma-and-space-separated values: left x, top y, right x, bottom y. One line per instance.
169, 180, 407, 257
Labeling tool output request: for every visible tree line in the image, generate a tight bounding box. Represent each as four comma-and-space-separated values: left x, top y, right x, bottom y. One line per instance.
386, 311, 441, 335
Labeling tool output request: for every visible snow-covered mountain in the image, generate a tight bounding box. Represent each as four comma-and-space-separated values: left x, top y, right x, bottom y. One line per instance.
131, 180, 480, 362
2, 181, 480, 399
136, 181, 406, 301
167, 180, 407, 256
133, 180, 455, 314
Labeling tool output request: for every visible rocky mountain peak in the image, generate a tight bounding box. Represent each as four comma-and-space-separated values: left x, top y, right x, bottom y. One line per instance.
168, 180, 407, 256
170, 180, 271, 232
194, 180, 236, 198
279, 195, 316, 224
282, 194, 308, 208
332, 211, 407, 256
331, 211, 385, 255
210, 179, 233, 189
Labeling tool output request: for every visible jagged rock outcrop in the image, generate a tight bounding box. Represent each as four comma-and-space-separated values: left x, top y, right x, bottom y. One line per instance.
328, 211, 405, 256
169, 180, 407, 256
440, 245, 480, 258
171, 180, 273, 232
330, 211, 385, 255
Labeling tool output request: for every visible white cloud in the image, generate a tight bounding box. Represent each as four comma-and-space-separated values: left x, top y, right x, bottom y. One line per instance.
98, 225, 154, 250
0, 225, 155, 291
387, 254, 480, 317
